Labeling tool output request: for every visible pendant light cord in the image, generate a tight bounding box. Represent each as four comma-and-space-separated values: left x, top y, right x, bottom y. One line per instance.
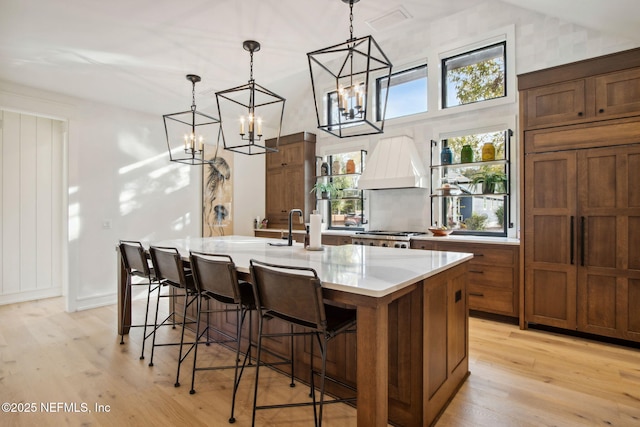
348, 0, 354, 41
249, 49, 254, 83
191, 80, 196, 112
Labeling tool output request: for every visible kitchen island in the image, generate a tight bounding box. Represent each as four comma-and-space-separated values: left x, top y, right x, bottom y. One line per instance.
117, 236, 472, 426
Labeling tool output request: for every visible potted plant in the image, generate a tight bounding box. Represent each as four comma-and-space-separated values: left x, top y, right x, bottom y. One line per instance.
471, 168, 507, 194
310, 182, 337, 199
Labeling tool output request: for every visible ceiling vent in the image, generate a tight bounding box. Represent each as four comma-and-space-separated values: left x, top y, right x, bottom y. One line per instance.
366, 6, 412, 32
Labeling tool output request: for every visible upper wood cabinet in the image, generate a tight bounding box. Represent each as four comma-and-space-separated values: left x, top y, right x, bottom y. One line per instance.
520, 48, 640, 130
594, 68, 640, 119
524, 80, 587, 128
265, 132, 316, 229
523, 68, 640, 129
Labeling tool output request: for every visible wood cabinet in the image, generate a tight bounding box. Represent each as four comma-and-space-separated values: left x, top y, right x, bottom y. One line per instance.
254, 229, 305, 243
321, 234, 353, 246
410, 240, 519, 318
520, 48, 640, 130
265, 132, 316, 228
524, 144, 640, 341
520, 47, 640, 343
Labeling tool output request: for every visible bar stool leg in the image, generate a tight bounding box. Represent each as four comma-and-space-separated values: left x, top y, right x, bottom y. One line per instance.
120, 274, 131, 345
229, 307, 248, 424
175, 290, 191, 387
139, 278, 154, 360
289, 324, 295, 387
148, 286, 162, 367
251, 317, 265, 427
189, 294, 203, 394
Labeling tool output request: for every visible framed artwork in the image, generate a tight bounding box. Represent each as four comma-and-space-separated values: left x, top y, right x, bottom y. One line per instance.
202, 143, 233, 236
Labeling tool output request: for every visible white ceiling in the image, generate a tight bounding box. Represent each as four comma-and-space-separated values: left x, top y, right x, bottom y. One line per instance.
1, 0, 639, 116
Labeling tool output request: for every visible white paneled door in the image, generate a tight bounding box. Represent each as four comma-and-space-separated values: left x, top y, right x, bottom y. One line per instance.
1, 110, 64, 305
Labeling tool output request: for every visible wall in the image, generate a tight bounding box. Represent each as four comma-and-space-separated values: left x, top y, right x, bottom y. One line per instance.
273, 0, 639, 235
0, 81, 202, 311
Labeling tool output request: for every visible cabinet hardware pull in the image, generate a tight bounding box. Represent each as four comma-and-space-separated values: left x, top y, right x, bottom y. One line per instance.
570, 216, 575, 265
469, 292, 484, 297
598, 108, 605, 113
578, 112, 583, 116
469, 270, 484, 274
580, 216, 586, 266
473, 253, 484, 257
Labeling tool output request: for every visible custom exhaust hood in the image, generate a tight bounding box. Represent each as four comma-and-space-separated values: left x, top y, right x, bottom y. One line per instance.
358, 135, 428, 190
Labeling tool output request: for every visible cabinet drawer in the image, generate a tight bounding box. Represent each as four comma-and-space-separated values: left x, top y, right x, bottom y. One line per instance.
435, 243, 515, 266
467, 265, 514, 290
468, 285, 515, 315
255, 230, 282, 239
410, 241, 437, 250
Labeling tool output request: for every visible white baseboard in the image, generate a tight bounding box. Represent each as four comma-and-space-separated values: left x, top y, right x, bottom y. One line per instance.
0, 288, 62, 306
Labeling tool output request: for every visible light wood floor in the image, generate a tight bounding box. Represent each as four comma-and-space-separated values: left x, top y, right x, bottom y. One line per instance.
1, 296, 639, 426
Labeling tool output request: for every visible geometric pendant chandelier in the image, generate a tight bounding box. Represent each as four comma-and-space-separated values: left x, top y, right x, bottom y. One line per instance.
216, 40, 286, 155
163, 74, 221, 166
307, 0, 392, 138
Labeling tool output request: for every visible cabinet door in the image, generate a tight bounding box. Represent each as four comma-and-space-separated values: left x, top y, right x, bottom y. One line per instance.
524, 151, 577, 329
265, 167, 305, 227
525, 80, 586, 128
594, 68, 640, 120
265, 167, 288, 225
267, 142, 305, 170
576, 144, 640, 340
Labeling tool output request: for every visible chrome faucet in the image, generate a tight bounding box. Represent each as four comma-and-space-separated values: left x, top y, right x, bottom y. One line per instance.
287, 209, 303, 246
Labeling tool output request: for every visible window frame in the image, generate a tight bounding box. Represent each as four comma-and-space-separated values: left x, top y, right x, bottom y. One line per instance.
432, 119, 516, 238
375, 63, 428, 121
441, 41, 507, 109
316, 143, 369, 231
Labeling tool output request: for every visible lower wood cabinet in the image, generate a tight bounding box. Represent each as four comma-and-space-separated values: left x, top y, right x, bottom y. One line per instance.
254, 229, 305, 243
411, 240, 520, 319
321, 234, 353, 246
255, 231, 353, 246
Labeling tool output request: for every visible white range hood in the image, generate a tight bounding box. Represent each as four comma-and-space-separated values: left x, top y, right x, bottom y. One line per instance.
358, 135, 428, 190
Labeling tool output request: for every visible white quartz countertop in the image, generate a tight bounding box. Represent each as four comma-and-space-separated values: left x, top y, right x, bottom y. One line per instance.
150, 236, 473, 298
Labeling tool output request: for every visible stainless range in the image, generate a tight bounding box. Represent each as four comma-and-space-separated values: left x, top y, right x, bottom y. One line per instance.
351, 231, 426, 249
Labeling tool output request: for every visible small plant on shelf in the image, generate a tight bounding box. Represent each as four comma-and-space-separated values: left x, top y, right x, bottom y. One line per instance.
471, 167, 507, 194
310, 182, 338, 199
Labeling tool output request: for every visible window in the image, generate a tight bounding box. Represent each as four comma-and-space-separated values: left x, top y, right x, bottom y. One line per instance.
321, 151, 366, 230
442, 42, 506, 108
376, 64, 428, 120
437, 129, 510, 236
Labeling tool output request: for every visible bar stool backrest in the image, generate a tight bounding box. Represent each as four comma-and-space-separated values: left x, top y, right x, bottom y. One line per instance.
149, 246, 193, 290
250, 259, 326, 332
119, 240, 151, 277
189, 251, 241, 304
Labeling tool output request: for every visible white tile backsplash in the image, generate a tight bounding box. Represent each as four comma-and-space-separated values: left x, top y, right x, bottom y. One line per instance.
368, 188, 430, 232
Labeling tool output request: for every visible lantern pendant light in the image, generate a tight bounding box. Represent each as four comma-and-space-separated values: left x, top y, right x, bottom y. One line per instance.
163, 74, 221, 166
216, 40, 286, 155
307, 0, 392, 138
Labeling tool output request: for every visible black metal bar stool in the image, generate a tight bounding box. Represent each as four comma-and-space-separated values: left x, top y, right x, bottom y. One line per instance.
147, 245, 198, 387
188, 251, 258, 423
118, 240, 160, 360
249, 259, 357, 427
